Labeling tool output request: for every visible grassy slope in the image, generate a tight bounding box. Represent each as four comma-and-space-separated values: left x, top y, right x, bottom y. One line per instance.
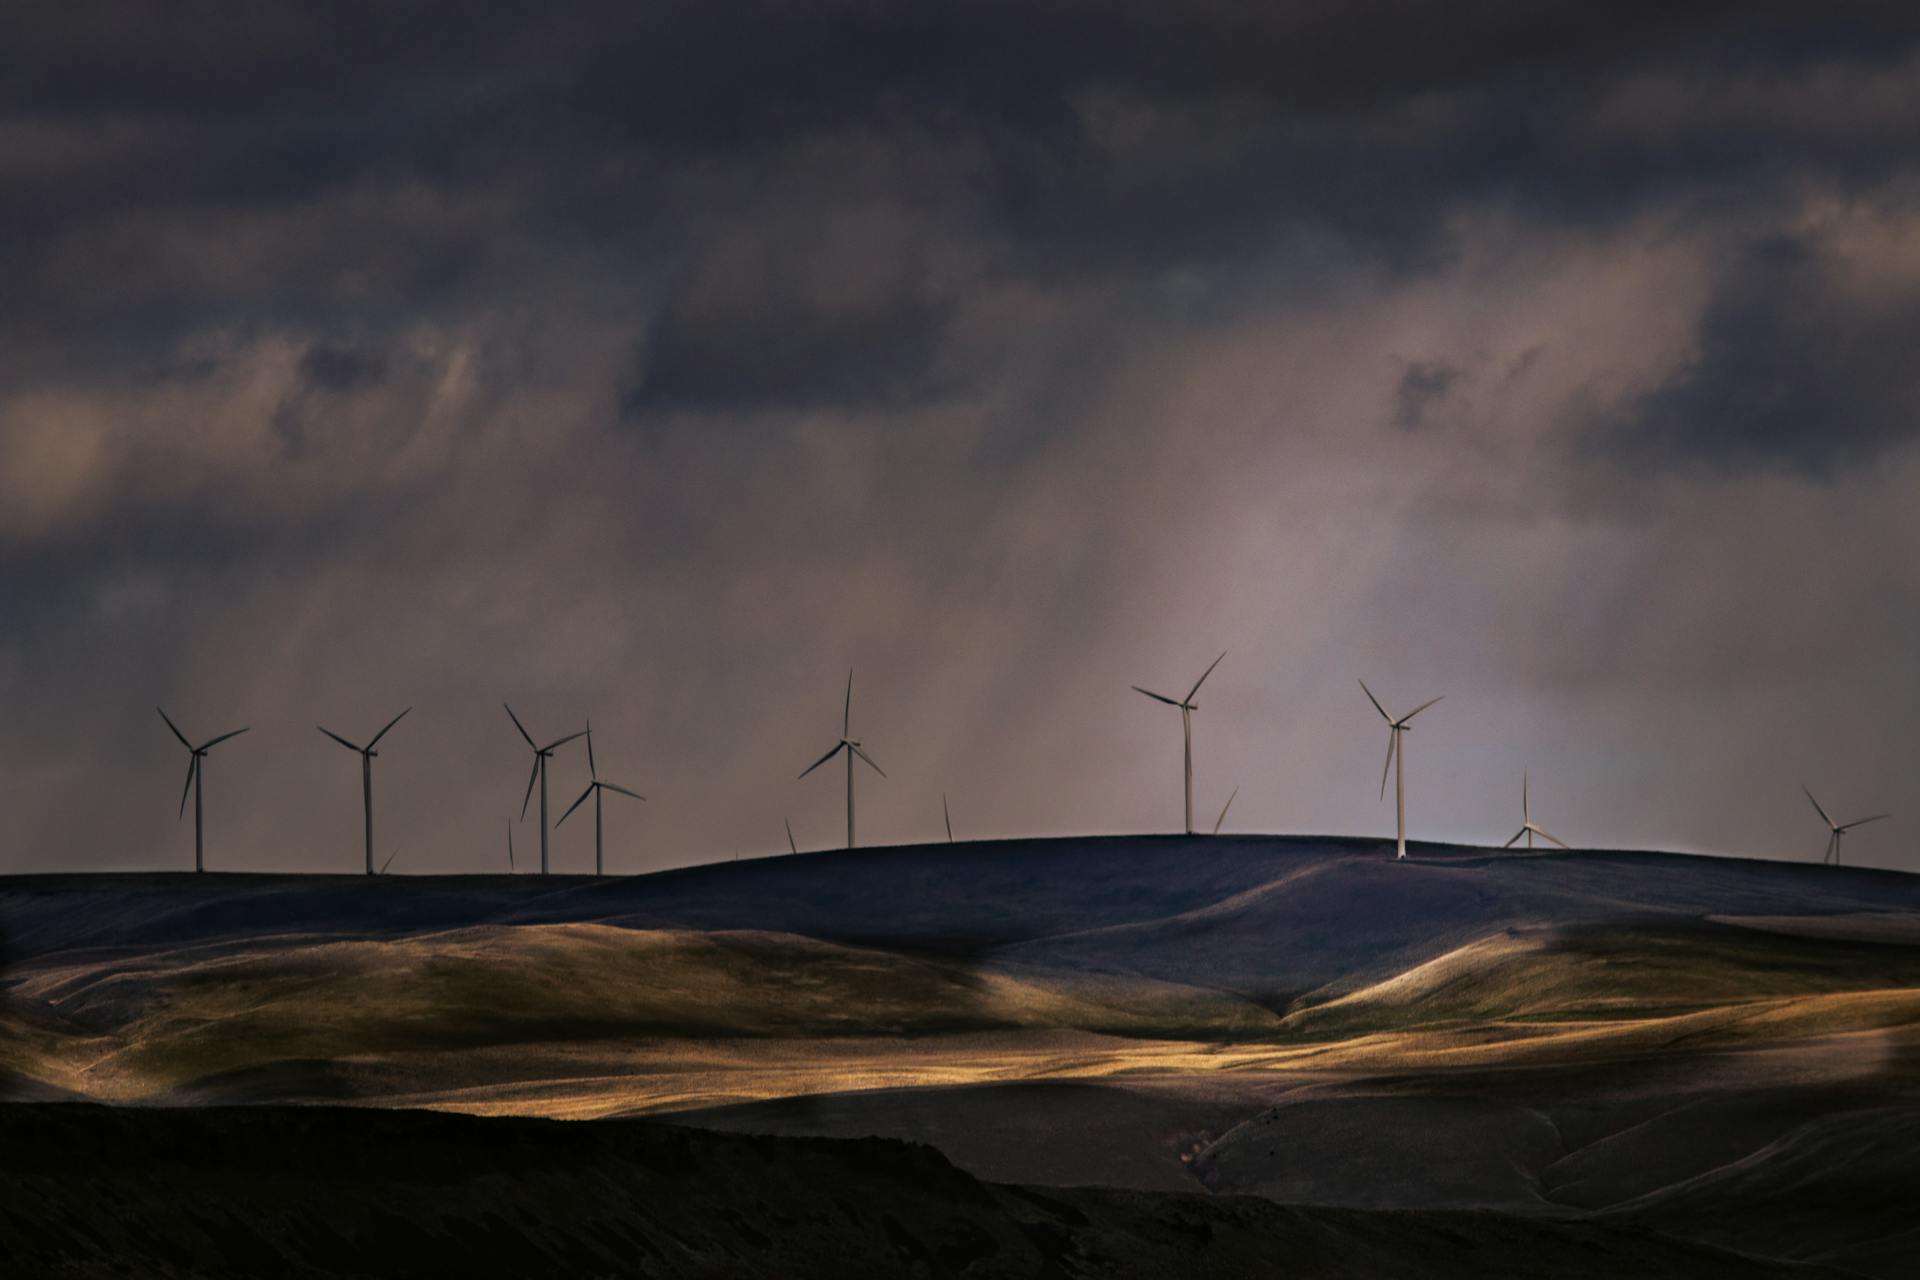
1280, 920, 1920, 1036
10, 924, 1281, 1099
6, 838, 1920, 1103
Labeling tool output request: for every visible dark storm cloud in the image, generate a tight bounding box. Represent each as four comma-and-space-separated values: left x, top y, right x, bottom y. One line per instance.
299, 341, 387, 392
14, 3, 1920, 328
630, 291, 957, 412
1596, 231, 1920, 476
1393, 362, 1465, 431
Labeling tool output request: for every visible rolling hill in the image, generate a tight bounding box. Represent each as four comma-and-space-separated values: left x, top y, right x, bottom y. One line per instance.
5, 833, 1919, 1275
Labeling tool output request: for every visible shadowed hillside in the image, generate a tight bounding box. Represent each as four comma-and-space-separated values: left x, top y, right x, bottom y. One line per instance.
0, 1104, 1852, 1279
9, 836, 1920, 971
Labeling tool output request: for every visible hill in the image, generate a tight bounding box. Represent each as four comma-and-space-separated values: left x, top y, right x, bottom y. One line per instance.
5, 834, 1919, 1275
0, 1103, 1853, 1279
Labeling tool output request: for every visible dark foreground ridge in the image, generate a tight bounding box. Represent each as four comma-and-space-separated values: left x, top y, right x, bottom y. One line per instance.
0, 1103, 1842, 1279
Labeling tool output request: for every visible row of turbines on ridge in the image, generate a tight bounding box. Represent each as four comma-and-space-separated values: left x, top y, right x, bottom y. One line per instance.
154, 654, 1891, 875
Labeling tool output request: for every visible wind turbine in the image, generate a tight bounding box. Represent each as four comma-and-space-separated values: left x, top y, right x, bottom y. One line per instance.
798, 669, 885, 848
557, 720, 645, 875
1132, 651, 1225, 835
156, 707, 248, 873
316, 707, 411, 875
1358, 680, 1443, 860
1802, 786, 1889, 866
1502, 771, 1567, 850
1213, 786, 1239, 836
504, 704, 586, 875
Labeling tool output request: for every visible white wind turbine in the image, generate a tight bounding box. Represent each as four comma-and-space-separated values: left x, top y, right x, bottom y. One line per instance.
798, 669, 885, 848
1359, 679, 1443, 860
316, 707, 411, 875
156, 707, 249, 873
1802, 786, 1889, 866
505, 704, 586, 875
556, 720, 645, 875
1132, 651, 1226, 835
1502, 771, 1567, 850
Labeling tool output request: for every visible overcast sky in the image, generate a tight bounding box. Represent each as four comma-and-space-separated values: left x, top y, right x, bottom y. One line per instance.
4, 2, 1918, 875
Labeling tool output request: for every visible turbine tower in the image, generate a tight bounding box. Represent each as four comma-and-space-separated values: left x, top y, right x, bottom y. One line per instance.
505, 704, 586, 875
156, 707, 248, 873
316, 707, 411, 875
1502, 771, 1567, 850
557, 720, 645, 875
1802, 786, 1889, 866
798, 669, 885, 848
1132, 651, 1225, 835
1358, 680, 1443, 860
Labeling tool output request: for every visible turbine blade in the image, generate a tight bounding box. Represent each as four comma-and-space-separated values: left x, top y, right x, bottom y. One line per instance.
601, 781, 645, 801
380, 848, 401, 875
850, 743, 886, 777
199, 727, 249, 750
944, 792, 953, 842
786, 818, 797, 854
1357, 679, 1391, 723
1379, 730, 1396, 801
317, 726, 362, 752
1401, 695, 1444, 723
1213, 785, 1239, 836
799, 742, 845, 779
1503, 828, 1525, 849
156, 706, 192, 749
367, 706, 412, 749
504, 703, 536, 748
844, 668, 853, 738
556, 784, 594, 827
177, 756, 198, 818
1186, 650, 1227, 703
1132, 686, 1182, 707
1532, 825, 1570, 849
519, 757, 539, 820
543, 728, 587, 752
1802, 785, 1834, 829
507, 821, 515, 871
1838, 814, 1890, 831
585, 719, 597, 779
1523, 770, 1529, 822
